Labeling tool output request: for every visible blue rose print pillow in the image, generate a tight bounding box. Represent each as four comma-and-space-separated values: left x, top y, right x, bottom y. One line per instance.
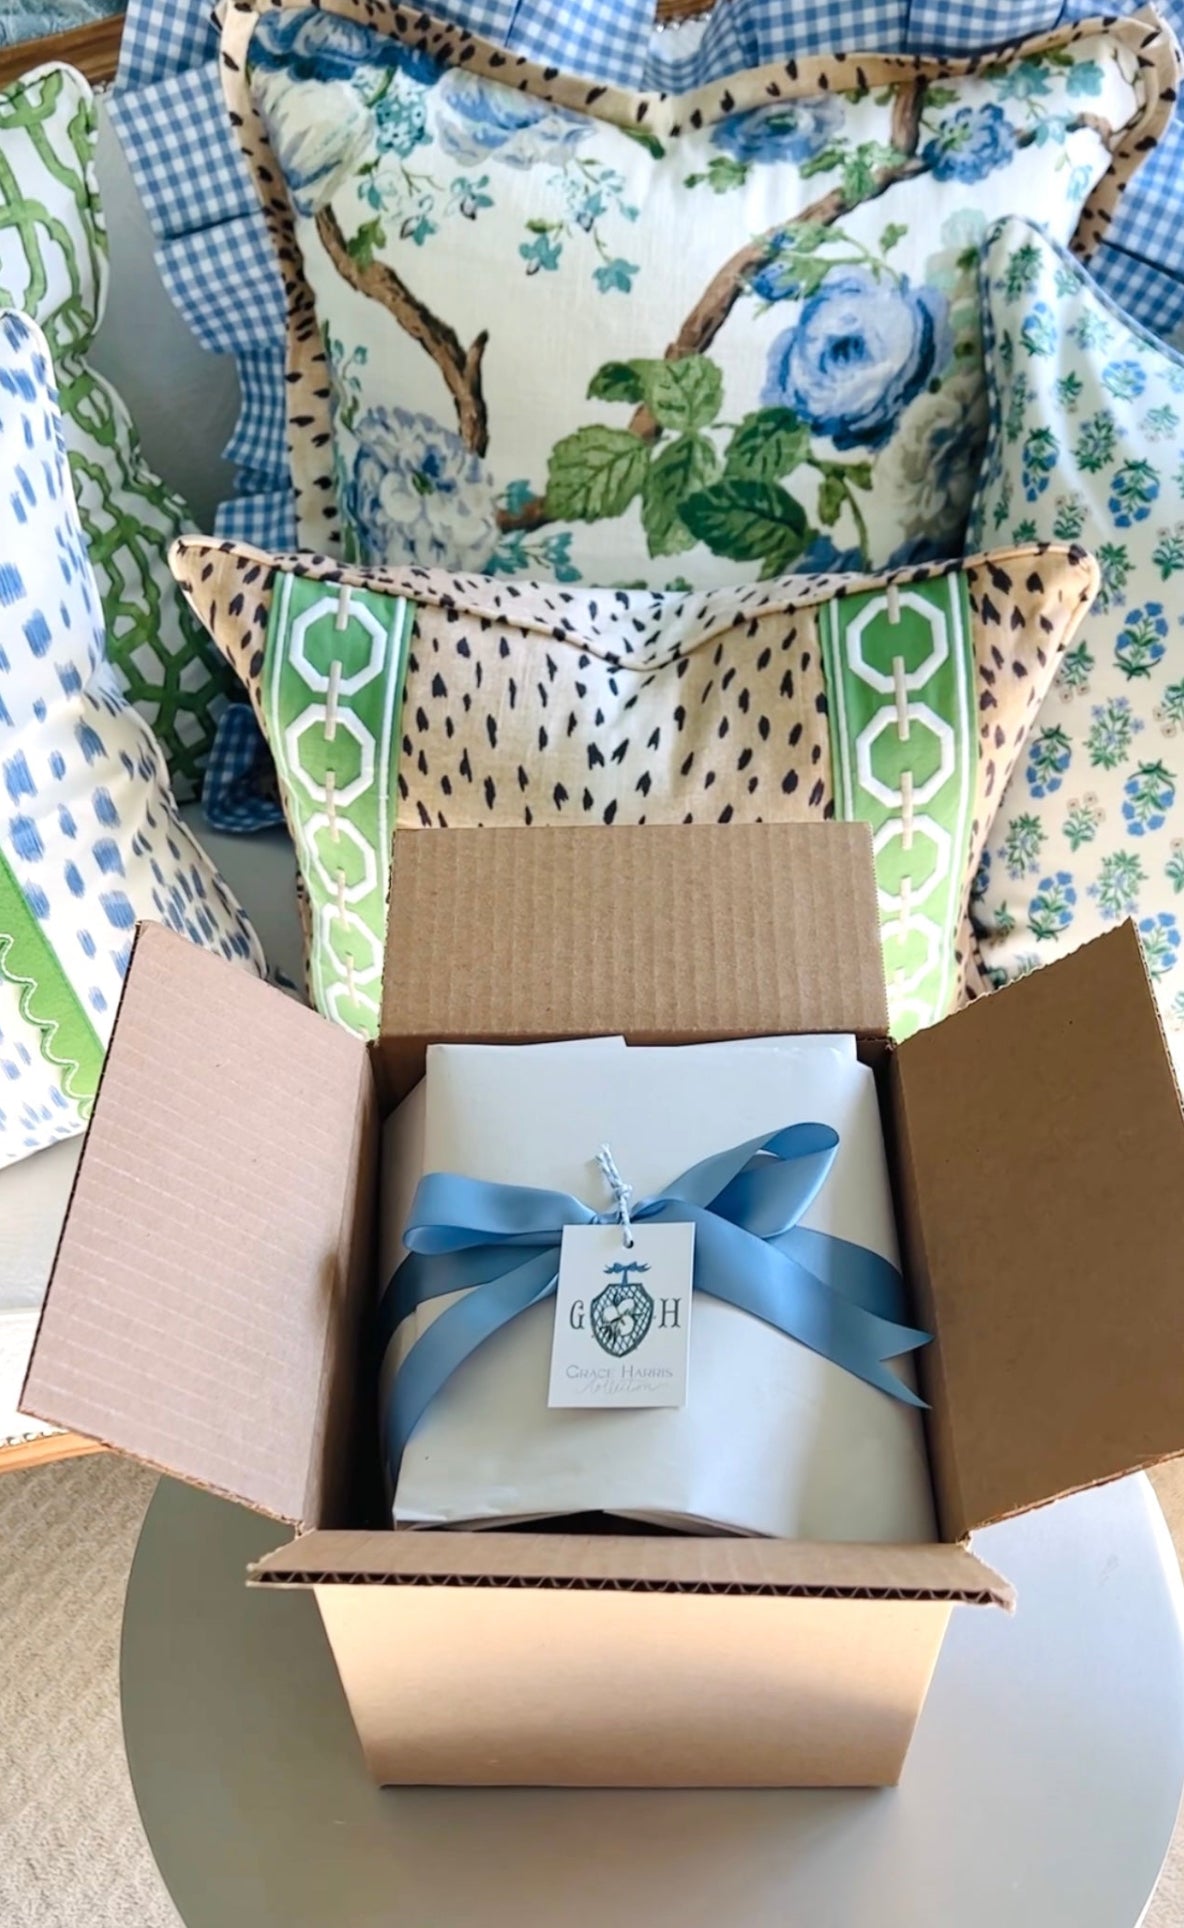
968, 216, 1184, 1082
219, 0, 1178, 589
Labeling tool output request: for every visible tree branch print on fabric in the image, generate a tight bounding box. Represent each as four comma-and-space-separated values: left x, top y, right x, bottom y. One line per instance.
316, 204, 490, 454
263, 17, 1119, 577
621, 74, 931, 443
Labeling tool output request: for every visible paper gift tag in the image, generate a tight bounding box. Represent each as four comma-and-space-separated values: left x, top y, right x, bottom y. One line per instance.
549, 1223, 694, 1409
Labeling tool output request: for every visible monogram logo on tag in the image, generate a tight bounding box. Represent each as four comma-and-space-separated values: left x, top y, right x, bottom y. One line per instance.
589, 1259, 654, 1358
551, 1225, 693, 1409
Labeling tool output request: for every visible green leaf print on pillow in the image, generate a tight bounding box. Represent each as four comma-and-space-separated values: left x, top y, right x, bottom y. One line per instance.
723, 407, 811, 483
640, 434, 720, 557
680, 477, 809, 573
545, 428, 650, 523
538, 348, 877, 576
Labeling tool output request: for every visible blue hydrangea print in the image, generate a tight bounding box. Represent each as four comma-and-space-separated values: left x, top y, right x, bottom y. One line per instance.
1109, 459, 1161, 528
1123, 761, 1176, 837
1102, 359, 1147, 401
1139, 911, 1181, 978
1021, 303, 1058, 358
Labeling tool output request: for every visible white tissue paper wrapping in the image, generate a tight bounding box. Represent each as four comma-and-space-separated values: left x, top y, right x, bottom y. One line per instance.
379, 1037, 935, 1542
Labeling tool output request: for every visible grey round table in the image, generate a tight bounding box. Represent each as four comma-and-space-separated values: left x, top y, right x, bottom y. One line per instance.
122, 1474, 1184, 1928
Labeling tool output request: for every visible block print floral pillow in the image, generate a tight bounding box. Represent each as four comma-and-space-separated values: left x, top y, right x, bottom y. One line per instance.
968, 216, 1184, 1080
219, 0, 1177, 589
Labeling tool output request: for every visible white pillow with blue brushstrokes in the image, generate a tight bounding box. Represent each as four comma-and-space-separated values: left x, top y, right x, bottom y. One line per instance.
0, 310, 264, 1169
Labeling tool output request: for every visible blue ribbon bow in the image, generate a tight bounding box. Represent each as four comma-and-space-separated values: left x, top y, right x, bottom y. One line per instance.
378, 1124, 931, 1482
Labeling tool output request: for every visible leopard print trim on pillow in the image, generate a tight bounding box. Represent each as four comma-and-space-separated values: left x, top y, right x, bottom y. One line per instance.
171, 537, 1099, 1039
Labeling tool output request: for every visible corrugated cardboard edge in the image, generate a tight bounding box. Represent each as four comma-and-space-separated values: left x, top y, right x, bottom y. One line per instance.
21, 923, 377, 1525
19, 921, 151, 1449
951, 936, 1184, 1552
896, 918, 1184, 1539
885, 1052, 966, 1547
377, 824, 889, 1102
14, 940, 271, 1515
247, 1530, 1014, 1608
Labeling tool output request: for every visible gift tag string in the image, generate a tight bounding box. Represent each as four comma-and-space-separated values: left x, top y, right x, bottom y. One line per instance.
596, 1143, 634, 1249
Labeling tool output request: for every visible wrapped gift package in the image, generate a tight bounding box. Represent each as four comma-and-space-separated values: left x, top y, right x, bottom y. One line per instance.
20, 822, 1184, 1789
379, 1037, 936, 1542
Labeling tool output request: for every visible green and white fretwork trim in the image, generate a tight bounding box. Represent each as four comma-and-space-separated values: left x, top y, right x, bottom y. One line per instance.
265, 573, 413, 1036
819, 575, 976, 1036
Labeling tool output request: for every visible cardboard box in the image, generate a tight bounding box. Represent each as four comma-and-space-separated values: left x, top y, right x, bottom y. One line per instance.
21, 823, 1184, 1787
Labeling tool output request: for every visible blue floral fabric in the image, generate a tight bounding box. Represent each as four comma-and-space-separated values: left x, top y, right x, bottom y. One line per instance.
764, 270, 951, 453
111, 0, 1184, 571
968, 216, 1184, 1076
232, 5, 1160, 598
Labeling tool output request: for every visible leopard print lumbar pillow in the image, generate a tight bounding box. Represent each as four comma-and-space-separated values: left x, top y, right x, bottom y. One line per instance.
172, 538, 1098, 1038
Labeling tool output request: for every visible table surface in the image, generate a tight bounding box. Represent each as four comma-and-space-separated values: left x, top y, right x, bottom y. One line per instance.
121, 1473, 1184, 1928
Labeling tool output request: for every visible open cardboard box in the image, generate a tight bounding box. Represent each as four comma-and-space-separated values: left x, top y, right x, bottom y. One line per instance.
21, 822, 1184, 1787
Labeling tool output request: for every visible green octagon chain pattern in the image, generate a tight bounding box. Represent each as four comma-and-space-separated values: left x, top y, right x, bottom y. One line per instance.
819, 573, 977, 1036
265, 571, 413, 1036
0, 65, 231, 797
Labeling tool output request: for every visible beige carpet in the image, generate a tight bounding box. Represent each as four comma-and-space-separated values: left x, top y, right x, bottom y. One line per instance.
0, 1456, 1182, 1927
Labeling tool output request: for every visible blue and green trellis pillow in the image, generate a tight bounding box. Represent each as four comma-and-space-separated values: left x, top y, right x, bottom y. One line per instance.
0, 309, 264, 1169
218, 0, 1177, 590
968, 214, 1184, 1081
0, 62, 234, 798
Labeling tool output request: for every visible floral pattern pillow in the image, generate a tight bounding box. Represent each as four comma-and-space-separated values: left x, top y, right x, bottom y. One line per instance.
219, 0, 1177, 590
968, 216, 1184, 1079
0, 63, 233, 799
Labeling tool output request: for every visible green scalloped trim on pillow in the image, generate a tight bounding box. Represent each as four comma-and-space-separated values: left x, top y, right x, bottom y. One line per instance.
263, 573, 413, 1034
0, 844, 103, 1118
819, 572, 977, 1034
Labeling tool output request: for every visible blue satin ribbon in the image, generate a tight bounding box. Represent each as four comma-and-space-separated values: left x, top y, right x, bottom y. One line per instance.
378, 1124, 931, 1481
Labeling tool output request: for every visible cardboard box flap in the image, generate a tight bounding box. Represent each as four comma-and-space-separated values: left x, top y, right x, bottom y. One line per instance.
894, 923, 1184, 1540
377, 823, 888, 1099
248, 1529, 1013, 1606
21, 925, 376, 1526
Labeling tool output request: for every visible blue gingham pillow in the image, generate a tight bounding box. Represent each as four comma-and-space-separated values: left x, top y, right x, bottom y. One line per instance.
0, 310, 264, 1168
